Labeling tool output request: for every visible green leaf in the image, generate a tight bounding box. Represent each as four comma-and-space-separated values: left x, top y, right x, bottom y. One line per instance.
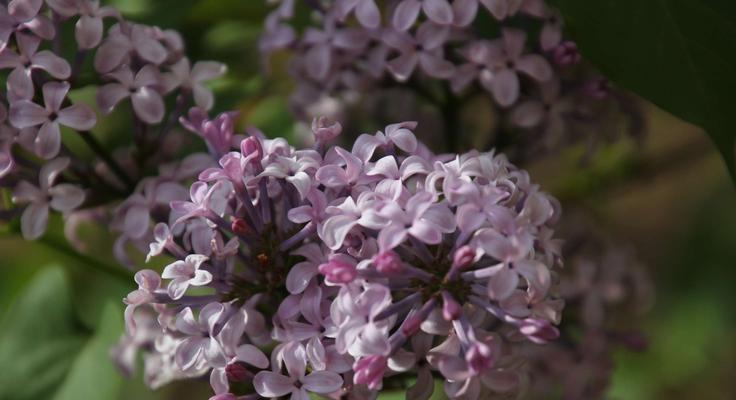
0, 267, 86, 400
0, 267, 128, 400
553, 0, 736, 179
52, 302, 125, 400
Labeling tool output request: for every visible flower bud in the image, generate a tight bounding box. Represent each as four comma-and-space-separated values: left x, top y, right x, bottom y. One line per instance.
231, 217, 250, 236
240, 136, 262, 166
441, 292, 462, 321
518, 318, 560, 344
353, 355, 387, 390
311, 116, 342, 142
374, 251, 404, 276
318, 259, 357, 284
452, 246, 476, 271
552, 41, 581, 66
225, 362, 251, 382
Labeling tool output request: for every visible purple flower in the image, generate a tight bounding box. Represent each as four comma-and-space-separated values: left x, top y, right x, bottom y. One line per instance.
163, 57, 227, 110
93, 23, 168, 73
484, 28, 553, 107
334, 0, 381, 29
161, 254, 212, 300
97, 64, 165, 124
376, 191, 456, 250
9, 81, 96, 159
253, 342, 343, 399
393, 0, 454, 31
47, 0, 120, 49
174, 303, 228, 371
0, 0, 55, 51
384, 23, 455, 81
12, 157, 85, 239
0, 34, 70, 101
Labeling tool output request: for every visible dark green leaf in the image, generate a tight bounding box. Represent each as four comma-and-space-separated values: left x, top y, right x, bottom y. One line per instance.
52, 302, 125, 400
0, 267, 86, 400
554, 0, 736, 179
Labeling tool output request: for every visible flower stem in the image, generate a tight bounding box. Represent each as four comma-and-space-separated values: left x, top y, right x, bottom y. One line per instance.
78, 131, 135, 191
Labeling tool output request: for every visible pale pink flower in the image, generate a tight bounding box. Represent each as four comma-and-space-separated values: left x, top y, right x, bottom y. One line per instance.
12, 157, 85, 239
97, 64, 165, 124
161, 254, 212, 300
384, 23, 455, 81
253, 342, 343, 399
163, 57, 227, 110
9, 81, 96, 159
0, 34, 70, 101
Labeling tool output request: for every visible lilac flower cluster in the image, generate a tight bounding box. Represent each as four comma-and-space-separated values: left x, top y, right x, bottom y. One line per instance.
118, 115, 564, 399
0, 0, 225, 240
260, 0, 609, 144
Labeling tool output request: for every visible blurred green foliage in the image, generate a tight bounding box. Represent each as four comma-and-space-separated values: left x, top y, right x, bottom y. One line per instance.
1, 1, 735, 400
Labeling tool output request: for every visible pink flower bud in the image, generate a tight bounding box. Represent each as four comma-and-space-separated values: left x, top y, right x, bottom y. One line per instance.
452, 246, 476, 270
518, 318, 560, 344
231, 217, 250, 236
318, 259, 357, 284
466, 341, 494, 375
552, 41, 581, 66
311, 116, 342, 142
240, 136, 262, 166
225, 362, 251, 382
374, 251, 404, 276
441, 292, 462, 321
401, 314, 422, 336
582, 78, 611, 100
353, 355, 387, 390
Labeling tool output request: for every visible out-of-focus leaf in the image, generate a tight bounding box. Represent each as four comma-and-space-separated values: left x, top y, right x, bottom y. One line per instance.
52, 302, 125, 400
0, 267, 86, 400
554, 0, 736, 180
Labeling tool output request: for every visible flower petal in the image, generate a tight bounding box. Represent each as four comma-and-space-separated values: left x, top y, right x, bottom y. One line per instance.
20, 201, 48, 240
131, 87, 165, 124
253, 371, 294, 398
301, 371, 343, 394
58, 104, 96, 131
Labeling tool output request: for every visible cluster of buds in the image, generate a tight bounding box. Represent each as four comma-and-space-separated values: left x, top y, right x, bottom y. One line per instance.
118, 115, 564, 399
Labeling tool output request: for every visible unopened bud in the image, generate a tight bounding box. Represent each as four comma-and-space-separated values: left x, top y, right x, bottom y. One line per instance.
231, 217, 250, 235
318, 258, 357, 284
374, 251, 404, 276
452, 246, 476, 271
311, 116, 342, 142
518, 318, 560, 344
225, 362, 251, 382
441, 292, 462, 321
552, 41, 581, 66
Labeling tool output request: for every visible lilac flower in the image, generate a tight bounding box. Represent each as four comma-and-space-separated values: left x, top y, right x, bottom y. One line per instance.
334, 0, 381, 29
47, 0, 120, 49
484, 28, 553, 107
0, 0, 54, 50
393, 0, 454, 31
163, 58, 227, 110
12, 157, 85, 239
161, 254, 212, 300
0, 34, 70, 101
9, 81, 96, 159
384, 23, 455, 81
175, 303, 228, 371
376, 191, 456, 250
180, 108, 240, 157
253, 342, 343, 399
302, 19, 369, 81
94, 23, 168, 73
97, 64, 165, 124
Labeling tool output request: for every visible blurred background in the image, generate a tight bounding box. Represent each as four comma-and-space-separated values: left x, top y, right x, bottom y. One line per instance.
1, 1, 734, 399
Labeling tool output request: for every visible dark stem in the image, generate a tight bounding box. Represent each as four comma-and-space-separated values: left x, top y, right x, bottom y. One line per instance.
77, 131, 135, 190
36, 234, 133, 282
